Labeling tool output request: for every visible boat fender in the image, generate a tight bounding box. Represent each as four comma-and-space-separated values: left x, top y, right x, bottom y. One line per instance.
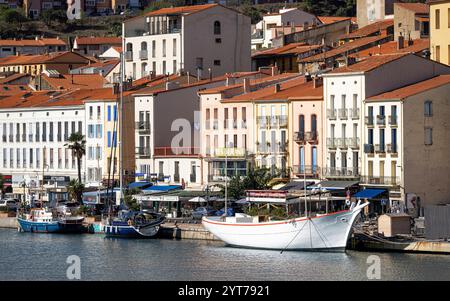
127, 219, 132, 226
345, 199, 351, 206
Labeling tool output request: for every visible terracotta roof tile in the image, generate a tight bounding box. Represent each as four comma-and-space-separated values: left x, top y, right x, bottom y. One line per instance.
0, 51, 91, 66
367, 75, 450, 101
75, 37, 122, 45
341, 19, 394, 39
318, 16, 356, 24
0, 38, 66, 47
41, 74, 106, 90
326, 53, 409, 74
395, 2, 429, 14
145, 4, 218, 17
0, 73, 30, 84
252, 43, 321, 57
350, 39, 429, 58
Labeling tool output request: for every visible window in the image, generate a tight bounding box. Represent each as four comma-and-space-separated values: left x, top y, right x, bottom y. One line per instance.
162, 39, 166, 57
435, 9, 440, 29
107, 105, 111, 121
215, 38, 222, 43
162, 61, 166, 75
214, 21, 221, 35
214, 60, 221, 66
89, 106, 93, 119
107, 131, 111, 147
425, 127, 433, 145
173, 60, 177, 74
152, 41, 156, 58
97, 106, 101, 120
424, 100, 433, 116
173, 38, 177, 56
435, 45, 440, 62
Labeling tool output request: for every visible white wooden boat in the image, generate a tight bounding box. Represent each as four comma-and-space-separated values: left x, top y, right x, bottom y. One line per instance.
202, 201, 369, 251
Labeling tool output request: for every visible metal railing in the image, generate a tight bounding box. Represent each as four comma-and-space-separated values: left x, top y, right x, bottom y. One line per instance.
22, 134, 26, 142
1, 135, 6, 142
365, 116, 374, 126
135, 121, 151, 133
364, 144, 374, 153
347, 137, 360, 148
293, 131, 305, 143
389, 115, 397, 126
306, 131, 318, 143
374, 144, 385, 153
28, 134, 33, 142
323, 167, 359, 177
338, 108, 348, 119
337, 138, 347, 148
139, 50, 148, 60
153, 147, 199, 157
349, 108, 360, 119
8, 135, 13, 142
387, 143, 397, 154
135, 147, 151, 157
327, 109, 337, 120
360, 176, 400, 186
212, 120, 218, 130
125, 51, 133, 61
376, 115, 386, 125
326, 138, 337, 148
278, 115, 288, 128
257, 116, 268, 128
292, 165, 320, 177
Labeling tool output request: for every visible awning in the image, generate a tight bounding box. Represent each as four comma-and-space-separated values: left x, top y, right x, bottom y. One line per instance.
353, 189, 386, 199
279, 181, 315, 191
309, 180, 359, 190
188, 197, 207, 203
128, 181, 152, 189
142, 185, 182, 192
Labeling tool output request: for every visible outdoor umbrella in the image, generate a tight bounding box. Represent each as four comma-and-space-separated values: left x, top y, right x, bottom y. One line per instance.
188, 196, 207, 203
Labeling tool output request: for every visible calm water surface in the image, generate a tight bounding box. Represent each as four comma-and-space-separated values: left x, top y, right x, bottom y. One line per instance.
0, 229, 449, 281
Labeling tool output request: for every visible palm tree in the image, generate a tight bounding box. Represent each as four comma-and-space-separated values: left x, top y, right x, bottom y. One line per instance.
65, 133, 86, 204
65, 132, 86, 184
67, 179, 84, 205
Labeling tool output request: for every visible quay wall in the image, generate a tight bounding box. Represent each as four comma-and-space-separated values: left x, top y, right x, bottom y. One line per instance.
159, 223, 219, 241
0, 217, 18, 229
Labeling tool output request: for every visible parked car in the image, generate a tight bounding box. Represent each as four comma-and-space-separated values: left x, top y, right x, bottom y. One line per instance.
215, 207, 235, 216
0, 199, 19, 211
192, 207, 216, 219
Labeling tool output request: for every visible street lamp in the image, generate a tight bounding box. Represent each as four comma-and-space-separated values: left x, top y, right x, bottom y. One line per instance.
224, 141, 233, 219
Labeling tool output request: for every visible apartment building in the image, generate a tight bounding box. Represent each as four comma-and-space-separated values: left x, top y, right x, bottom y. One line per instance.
429, 0, 450, 65
394, 2, 430, 41
321, 53, 450, 191
23, 0, 66, 19
73, 37, 122, 57
0, 37, 67, 58
252, 8, 320, 50
123, 4, 251, 80
198, 72, 296, 184
363, 75, 450, 207
357, 0, 395, 28
0, 90, 85, 200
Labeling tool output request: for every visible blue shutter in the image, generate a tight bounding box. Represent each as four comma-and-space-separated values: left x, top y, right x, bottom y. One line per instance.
107, 131, 111, 147
113, 106, 117, 121
107, 106, 111, 121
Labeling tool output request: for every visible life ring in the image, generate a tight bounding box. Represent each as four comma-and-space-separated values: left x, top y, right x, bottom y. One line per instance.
345, 199, 351, 206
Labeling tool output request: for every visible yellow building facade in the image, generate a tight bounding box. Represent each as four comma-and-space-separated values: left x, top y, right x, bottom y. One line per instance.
430, 0, 450, 65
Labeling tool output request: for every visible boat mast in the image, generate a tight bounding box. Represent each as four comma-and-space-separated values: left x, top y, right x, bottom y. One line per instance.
119, 35, 125, 207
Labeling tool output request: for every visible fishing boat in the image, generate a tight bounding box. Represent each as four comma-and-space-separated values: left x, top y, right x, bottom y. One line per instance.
17, 208, 60, 233
104, 210, 165, 238
202, 200, 369, 251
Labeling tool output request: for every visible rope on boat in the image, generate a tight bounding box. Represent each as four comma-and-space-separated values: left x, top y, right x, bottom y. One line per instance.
280, 219, 309, 254
310, 219, 330, 249
352, 226, 417, 245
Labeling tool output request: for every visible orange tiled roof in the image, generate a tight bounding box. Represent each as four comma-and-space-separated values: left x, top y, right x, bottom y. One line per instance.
327, 53, 409, 74
0, 38, 66, 47
145, 4, 218, 17
252, 43, 321, 57
112, 46, 122, 53
299, 35, 391, 63
0, 73, 30, 84
0, 84, 31, 97
0, 51, 91, 66
395, 2, 429, 14
75, 37, 122, 46
41, 74, 107, 90
350, 39, 429, 58
318, 16, 356, 24
367, 75, 450, 101
225, 77, 322, 102
341, 19, 394, 39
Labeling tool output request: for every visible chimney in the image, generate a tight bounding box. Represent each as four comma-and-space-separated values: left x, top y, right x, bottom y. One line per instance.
313, 76, 323, 89
274, 83, 281, 93
304, 73, 312, 82
271, 66, 279, 76
187, 71, 190, 85
398, 35, 405, 50
208, 68, 212, 81
243, 77, 250, 93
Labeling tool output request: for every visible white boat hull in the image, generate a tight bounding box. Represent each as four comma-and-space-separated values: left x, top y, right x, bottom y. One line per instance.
202, 202, 368, 251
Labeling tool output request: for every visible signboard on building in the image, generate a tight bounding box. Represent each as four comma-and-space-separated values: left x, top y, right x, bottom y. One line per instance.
135, 195, 179, 202
44, 176, 70, 183
214, 147, 246, 158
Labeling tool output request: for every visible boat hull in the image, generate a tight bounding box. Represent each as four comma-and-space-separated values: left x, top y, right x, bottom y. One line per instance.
202, 203, 368, 251
17, 218, 60, 233
104, 224, 161, 238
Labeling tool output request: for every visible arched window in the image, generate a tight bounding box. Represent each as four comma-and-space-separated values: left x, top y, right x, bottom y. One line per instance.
424, 100, 433, 116
214, 21, 221, 35
141, 41, 147, 51
311, 114, 317, 136
126, 43, 133, 52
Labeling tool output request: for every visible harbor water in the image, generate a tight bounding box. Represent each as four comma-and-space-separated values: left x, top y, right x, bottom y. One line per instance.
0, 228, 449, 281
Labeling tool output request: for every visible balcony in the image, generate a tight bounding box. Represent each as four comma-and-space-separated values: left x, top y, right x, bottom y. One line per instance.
292, 165, 320, 178
241, 120, 247, 129
269, 116, 277, 128
205, 120, 210, 130
327, 109, 337, 120
139, 50, 148, 60
125, 51, 133, 61
326, 138, 337, 149
8, 135, 13, 142
305, 131, 318, 143
212, 120, 218, 130
15, 134, 20, 142
277, 143, 288, 153
35, 134, 39, 142
388, 115, 397, 126
387, 143, 397, 154
338, 108, 348, 119
336, 137, 347, 148
257, 116, 268, 129
257, 143, 269, 153
347, 137, 360, 148
374, 144, 385, 153
323, 167, 359, 178
135, 121, 151, 133
349, 108, 360, 119
278, 115, 288, 128
28, 134, 33, 142
22, 134, 26, 142
135, 146, 151, 158
293, 131, 305, 143
153, 147, 199, 157
364, 143, 374, 154
376, 115, 386, 126
2, 135, 6, 142
365, 116, 374, 126
360, 176, 400, 186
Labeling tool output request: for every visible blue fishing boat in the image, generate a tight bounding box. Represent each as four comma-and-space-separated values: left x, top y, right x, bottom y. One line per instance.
104, 210, 165, 238
17, 208, 60, 233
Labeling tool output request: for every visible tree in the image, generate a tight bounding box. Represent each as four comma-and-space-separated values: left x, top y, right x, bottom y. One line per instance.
64, 132, 86, 201
67, 179, 84, 205
124, 188, 141, 211
0, 8, 28, 33
40, 9, 67, 27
